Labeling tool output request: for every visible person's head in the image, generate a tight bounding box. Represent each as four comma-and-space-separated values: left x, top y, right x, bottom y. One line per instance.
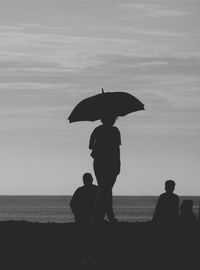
165, 180, 176, 193
83, 173, 93, 186
100, 115, 117, 127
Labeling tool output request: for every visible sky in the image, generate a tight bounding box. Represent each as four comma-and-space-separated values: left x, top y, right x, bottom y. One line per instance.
0, 0, 200, 195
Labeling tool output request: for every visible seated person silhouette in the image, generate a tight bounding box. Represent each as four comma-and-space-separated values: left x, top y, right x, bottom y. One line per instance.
152, 180, 179, 225
178, 200, 197, 225
70, 173, 98, 224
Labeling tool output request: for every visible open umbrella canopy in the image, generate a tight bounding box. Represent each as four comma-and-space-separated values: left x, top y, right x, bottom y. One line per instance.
68, 89, 144, 123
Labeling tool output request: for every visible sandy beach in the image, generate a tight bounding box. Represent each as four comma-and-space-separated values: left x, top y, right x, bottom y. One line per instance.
0, 221, 199, 269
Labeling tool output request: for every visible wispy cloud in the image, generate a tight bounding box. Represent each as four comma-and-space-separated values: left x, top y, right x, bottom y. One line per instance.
18, 23, 66, 31
0, 4, 199, 137
117, 3, 187, 18
0, 26, 144, 72
90, 25, 185, 38
0, 21, 199, 81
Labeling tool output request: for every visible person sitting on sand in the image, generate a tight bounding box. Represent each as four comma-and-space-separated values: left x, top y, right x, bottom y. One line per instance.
178, 200, 197, 225
70, 173, 98, 224
152, 180, 179, 225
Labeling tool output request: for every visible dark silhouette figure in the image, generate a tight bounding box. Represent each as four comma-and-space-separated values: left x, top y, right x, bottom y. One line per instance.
152, 180, 179, 225
178, 200, 197, 225
89, 115, 121, 223
198, 202, 200, 223
70, 173, 98, 224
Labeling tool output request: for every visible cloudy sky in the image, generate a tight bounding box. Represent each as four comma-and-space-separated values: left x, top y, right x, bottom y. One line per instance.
0, 0, 199, 195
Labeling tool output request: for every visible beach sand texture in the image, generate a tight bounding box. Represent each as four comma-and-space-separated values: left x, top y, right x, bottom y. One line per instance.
0, 221, 199, 269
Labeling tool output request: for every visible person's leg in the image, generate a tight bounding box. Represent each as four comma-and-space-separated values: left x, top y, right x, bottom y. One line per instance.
104, 174, 118, 222
104, 189, 114, 220
94, 187, 106, 222
93, 160, 118, 223
93, 161, 106, 221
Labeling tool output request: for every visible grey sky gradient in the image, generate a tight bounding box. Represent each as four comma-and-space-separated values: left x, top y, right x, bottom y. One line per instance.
0, 0, 200, 195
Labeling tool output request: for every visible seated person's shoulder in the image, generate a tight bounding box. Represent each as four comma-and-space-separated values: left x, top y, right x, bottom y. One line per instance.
159, 192, 167, 199
77, 186, 84, 191
73, 186, 84, 195
172, 193, 179, 199
159, 192, 178, 199
91, 184, 98, 191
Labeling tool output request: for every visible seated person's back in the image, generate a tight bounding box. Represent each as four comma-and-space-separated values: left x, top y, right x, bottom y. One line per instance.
153, 180, 179, 224
70, 173, 98, 223
178, 200, 197, 225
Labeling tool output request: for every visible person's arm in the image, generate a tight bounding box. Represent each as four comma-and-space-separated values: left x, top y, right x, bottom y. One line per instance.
114, 127, 121, 146
89, 129, 96, 150
115, 128, 121, 174
118, 129, 121, 146
175, 196, 179, 220
115, 147, 121, 175
152, 196, 161, 223
70, 189, 79, 212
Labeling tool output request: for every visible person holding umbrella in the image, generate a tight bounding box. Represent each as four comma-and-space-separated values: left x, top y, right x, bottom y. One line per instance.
68, 89, 144, 223
89, 114, 121, 223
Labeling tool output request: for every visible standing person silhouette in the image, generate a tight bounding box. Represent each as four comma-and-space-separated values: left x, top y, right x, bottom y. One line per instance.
89, 115, 121, 223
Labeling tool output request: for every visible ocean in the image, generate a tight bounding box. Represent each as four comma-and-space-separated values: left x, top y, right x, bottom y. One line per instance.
0, 196, 199, 223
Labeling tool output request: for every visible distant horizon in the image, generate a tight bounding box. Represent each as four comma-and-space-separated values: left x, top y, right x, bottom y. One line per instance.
0, 194, 200, 197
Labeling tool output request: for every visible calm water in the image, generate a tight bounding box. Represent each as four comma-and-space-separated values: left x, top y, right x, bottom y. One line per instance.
0, 196, 199, 223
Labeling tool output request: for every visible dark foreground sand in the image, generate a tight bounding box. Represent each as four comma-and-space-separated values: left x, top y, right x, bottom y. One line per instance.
0, 221, 199, 269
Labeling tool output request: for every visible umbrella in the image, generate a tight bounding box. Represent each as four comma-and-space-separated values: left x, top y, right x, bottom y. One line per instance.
68, 89, 144, 123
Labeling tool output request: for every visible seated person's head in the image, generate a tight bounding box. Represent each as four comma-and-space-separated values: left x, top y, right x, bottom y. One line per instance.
165, 180, 175, 193
83, 173, 93, 186
101, 115, 117, 126
180, 200, 193, 214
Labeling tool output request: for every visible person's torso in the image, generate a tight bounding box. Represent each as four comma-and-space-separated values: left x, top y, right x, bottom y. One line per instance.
92, 125, 120, 159
78, 185, 98, 206
159, 193, 178, 218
